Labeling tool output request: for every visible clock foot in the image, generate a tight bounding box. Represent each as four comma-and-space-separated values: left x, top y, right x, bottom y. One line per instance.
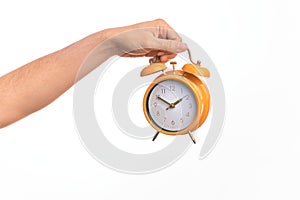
188, 131, 196, 144
152, 131, 160, 141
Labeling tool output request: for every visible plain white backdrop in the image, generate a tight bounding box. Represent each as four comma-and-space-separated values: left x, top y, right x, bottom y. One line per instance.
0, 0, 300, 199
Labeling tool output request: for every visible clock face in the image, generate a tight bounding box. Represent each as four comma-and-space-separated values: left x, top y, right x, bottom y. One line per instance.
146, 79, 198, 132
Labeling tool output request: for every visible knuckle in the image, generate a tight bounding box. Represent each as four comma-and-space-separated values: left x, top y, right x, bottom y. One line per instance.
154, 18, 166, 25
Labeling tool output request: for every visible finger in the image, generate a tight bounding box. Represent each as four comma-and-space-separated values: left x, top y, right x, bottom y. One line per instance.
159, 54, 177, 62
152, 38, 187, 54
131, 19, 182, 41
158, 26, 182, 42
153, 19, 181, 41
148, 52, 176, 63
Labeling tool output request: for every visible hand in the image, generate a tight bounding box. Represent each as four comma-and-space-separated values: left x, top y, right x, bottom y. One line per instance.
109, 19, 187, 62
166, 95, 188, 110
157, 95, 172, 106
173, 95, 188, 106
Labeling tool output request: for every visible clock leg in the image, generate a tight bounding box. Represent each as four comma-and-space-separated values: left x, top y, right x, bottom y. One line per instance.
188, 131, 196, 144
152, 131, 160, 141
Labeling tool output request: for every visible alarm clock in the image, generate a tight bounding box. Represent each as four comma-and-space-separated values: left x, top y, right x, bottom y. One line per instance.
140, 49, 211, 144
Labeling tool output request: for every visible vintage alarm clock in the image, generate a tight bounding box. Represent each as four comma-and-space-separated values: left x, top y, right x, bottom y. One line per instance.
140, 49, 210, 144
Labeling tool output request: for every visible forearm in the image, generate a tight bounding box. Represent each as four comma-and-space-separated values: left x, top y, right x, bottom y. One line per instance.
0, 19, 186, 128
0, 29, 116, 128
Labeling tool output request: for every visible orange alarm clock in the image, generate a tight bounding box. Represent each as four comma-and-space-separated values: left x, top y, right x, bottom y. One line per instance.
140, 49, 210, 143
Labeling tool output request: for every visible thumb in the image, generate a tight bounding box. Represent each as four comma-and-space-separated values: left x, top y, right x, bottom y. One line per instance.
153, 39, 187, 53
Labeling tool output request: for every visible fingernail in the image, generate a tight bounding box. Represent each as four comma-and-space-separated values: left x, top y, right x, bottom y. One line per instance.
178, 43, 187, 52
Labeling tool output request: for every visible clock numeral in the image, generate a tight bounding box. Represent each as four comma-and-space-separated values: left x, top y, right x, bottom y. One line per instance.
189, 103, 192, 109
186, 112, 190, 117
156, 111, 160, 116
170, 85, 175, 91
161, 88, 166, 94
163, 117, 167, 122
171, 120, 175, 125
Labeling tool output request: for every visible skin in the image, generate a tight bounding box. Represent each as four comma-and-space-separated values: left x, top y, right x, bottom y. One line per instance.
0, 19, 187, 128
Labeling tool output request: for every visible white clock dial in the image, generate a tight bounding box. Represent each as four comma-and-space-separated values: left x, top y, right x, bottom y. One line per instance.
146, 79, 198, 132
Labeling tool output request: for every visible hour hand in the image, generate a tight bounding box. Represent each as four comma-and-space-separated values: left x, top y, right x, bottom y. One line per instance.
156, 95, 171, 106
166, 95, 188, 110
172, 98, 183, 106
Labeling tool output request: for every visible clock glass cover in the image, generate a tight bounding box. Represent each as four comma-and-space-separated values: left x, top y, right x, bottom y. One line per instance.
146, 79, 198, 132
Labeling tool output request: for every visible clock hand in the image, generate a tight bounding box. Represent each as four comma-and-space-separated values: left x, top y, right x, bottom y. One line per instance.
166, 95, 188, 110
156, 95, 172, 106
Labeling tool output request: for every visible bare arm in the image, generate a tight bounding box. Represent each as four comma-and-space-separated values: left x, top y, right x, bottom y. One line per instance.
0, 19, 187, 128
0, 30, 114, 128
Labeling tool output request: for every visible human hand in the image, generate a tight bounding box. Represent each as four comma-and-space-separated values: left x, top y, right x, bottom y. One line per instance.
109, 19, 187, 62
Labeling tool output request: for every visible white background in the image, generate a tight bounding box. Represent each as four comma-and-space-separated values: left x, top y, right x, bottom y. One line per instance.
0, 0, 300, 199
